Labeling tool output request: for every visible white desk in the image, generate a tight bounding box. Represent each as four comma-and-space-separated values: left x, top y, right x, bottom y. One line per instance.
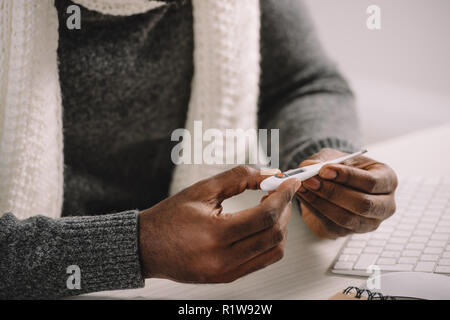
80, 124, 450, 300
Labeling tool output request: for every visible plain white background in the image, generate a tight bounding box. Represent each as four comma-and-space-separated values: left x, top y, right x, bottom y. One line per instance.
304, 0, 450, 143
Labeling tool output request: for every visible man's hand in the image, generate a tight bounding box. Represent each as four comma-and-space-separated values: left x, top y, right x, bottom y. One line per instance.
296, 148, 398, 239
139, 166, 301, 284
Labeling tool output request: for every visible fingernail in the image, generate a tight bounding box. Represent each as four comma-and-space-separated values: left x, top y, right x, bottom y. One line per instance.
320, 168, 337, 180
260, 168, 281, 176
303, 177, 321, 191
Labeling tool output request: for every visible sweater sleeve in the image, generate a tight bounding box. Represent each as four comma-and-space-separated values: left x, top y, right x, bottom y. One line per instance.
258, 0, 363, 171
0, 210, 144, 299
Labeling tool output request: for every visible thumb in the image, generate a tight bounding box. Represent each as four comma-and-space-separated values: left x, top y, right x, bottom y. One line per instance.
299, 159, 322, 168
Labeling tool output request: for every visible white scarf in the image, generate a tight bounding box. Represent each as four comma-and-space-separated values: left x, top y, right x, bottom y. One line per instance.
0, 0, 260, 219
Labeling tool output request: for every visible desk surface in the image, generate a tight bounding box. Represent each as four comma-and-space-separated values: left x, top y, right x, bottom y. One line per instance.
79, 123, 450, 300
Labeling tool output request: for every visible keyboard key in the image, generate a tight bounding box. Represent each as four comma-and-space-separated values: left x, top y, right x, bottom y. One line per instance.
431, 234, 449, 240
417, 223, 435, 229
398, 257, 418, 264
377, 258, 396, 265
427, 240, 446, 248
413, 230, 433, 236
368, 240, 387, 247
377, 226, 395, 233
415, 262, 436, 272
379, 264, 414, 272
438, 259, 450, 266
343, 248, 362, 255
351, 234, 371, 240
354, 254, 379, 270
409, 205, 426, 211
385, 244, 403, 251
396, 224, 415, 231
410, 236, 428, 243
364, 247, 383, 254
388, 237, 408, 244
338, 254, 358, 262
371, 233, 390, 240
402, 250, 421, 257
347, 240, 367, 248
393, 231, 412, 237
435, 266, 450, 274
443, 252, 450, 258
420, 254, 439, 262
405, 210, 422, 217
410, 200, 428, 206
406, 243, 425, 250
380, 251, 401, 258
435, 227, 450, 233
420, 217, 439, 223
334, 261, 354, 270
423, 247, 443, 254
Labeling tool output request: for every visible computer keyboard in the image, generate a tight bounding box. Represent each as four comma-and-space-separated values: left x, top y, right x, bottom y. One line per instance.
332, 176, 450, 276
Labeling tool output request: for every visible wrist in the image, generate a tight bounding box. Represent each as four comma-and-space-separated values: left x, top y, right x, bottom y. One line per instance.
138, 208, 158, 279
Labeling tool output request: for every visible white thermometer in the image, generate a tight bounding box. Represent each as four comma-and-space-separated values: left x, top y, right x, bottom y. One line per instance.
260, 149, 368, 192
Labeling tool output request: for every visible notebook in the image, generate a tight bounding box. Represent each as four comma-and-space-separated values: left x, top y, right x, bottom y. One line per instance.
329, 272, 450, 300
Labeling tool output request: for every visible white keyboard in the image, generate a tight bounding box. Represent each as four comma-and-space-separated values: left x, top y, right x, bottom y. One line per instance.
332, 177, 450, 276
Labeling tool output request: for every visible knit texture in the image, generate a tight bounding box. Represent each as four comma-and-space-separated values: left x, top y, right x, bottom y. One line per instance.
0, 0, 64, 220
0, 0, 260, 219
0, 210, 143, 299
58, 0, 196, 215
169, 0, 260, 195
73, 0, 166, 16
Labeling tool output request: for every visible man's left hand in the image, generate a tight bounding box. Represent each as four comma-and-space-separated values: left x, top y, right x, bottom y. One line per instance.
296, 148, 398, 239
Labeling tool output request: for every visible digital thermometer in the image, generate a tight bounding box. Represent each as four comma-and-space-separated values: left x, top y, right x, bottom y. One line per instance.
260, 150, 368, 192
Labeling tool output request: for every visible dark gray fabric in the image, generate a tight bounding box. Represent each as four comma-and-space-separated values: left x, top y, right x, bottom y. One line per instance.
258, 0, 361, 169
0, 0, 361, 299
0, 210, 143, 299
58, 0, 194, 215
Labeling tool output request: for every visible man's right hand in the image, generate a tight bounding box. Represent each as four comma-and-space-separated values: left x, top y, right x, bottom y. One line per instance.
138, 166, 301, 284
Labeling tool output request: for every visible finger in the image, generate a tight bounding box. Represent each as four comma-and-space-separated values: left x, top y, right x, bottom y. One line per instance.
214, 244, 285, 283
310, 148, 377, 169
260, 168, 281, 176
300, 148, 378, 169
228, 201, 291, 264
297, 188, 381, 233
298, 159, 322, 168
200, 165, 267, 201
305, 148, 347, 162
301, 178, 396, 219
319, 163, 398, 194
299, 201, 353, 239
223, 178, 300, 242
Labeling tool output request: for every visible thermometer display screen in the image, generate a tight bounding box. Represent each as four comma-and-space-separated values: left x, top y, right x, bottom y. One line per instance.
284, 168, 305, 176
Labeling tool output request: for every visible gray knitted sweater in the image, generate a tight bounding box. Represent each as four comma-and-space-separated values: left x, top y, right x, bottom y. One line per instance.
0, 0, 361, 299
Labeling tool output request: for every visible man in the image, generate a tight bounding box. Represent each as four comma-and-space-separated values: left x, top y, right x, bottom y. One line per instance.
0, 0, 396, 299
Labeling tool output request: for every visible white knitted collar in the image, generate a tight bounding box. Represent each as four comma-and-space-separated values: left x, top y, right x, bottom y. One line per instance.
72, 0, 167, 16
0, 0, 260, 219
